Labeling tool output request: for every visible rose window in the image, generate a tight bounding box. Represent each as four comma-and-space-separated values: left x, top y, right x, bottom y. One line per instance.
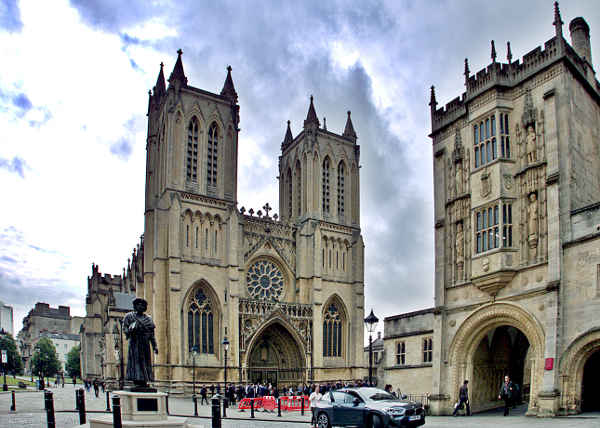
246, 260, 284, 301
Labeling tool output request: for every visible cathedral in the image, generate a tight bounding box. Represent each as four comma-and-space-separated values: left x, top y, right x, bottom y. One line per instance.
381, 3, 600, 417
128, 50, 367, 387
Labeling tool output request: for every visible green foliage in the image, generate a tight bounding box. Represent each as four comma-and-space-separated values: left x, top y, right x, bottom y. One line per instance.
31, 337, 61, 379
0, 333, 24, 375
65, 344, 81, 378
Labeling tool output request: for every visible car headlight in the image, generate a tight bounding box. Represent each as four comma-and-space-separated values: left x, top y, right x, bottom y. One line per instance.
382, 407, 406, 416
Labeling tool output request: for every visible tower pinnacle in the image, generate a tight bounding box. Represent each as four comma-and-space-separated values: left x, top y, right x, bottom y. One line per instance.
429, 86, 437, 112
168, 49, 188, 87
553, 1, 564, 38
507, 42, 513, 64
154, 62, 166, 99
283, 120, 293, 147
343, 110, 357, 141
220, 65, 238, 104
304, 95, 320, 127
464, 58, 470, 86
491, 40, 497, 63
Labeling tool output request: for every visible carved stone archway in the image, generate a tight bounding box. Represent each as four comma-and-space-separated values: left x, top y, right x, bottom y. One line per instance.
558, 328, 600, 414
448, 302, 545, 414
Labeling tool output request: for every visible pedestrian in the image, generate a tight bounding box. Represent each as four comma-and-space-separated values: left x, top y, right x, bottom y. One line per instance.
452, 380, 471, 416
309, 383, 322, 428
93, 378, 100, 398
498, 375, 514, 416
200, 385, 208, 405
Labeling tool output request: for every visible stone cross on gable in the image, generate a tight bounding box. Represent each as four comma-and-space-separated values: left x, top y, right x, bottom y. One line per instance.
262, 203, 272, 218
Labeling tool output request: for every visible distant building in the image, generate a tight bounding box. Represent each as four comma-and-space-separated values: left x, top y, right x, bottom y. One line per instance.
80, 239, 141, 382
18, 303, 82, 373
383, 3, 600, 416
0, 300, 14, 336
39, 331, 80, 371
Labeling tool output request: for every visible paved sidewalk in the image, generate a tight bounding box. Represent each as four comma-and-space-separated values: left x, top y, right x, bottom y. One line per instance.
1, 386, 599, 428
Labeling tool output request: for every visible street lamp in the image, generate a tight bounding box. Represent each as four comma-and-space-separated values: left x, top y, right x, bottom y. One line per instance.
222, 336, 229, 415
0, 328, 8, 391
113, 320, 125, 390
364, 309, 379, 387
191, 345, 199, 416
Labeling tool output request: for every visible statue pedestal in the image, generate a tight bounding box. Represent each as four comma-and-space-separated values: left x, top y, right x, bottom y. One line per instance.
87, 391, 190, 428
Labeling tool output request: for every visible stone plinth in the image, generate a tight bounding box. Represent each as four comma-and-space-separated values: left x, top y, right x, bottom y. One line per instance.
88, 391, 189, 428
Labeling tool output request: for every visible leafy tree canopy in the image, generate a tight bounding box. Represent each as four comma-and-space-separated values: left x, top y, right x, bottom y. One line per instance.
31, 337, 61, 379
65, 344, 81, 378
0, 333, 24, 375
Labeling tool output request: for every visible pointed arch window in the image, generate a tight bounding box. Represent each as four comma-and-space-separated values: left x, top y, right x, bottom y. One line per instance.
337, 162, 345, 217
187, 288, 214, 354
208, 123, 218, 186
322, 158, 330, 214
287, 169, 293, 218
323, 303, 342, 357
186, 118, 199, 181
295, 162, 301, 216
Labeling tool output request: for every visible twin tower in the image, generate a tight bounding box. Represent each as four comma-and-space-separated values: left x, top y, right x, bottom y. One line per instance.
142, 50, 365, 385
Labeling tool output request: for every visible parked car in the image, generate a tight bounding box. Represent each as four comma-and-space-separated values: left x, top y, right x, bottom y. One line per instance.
313, 387, 425, 428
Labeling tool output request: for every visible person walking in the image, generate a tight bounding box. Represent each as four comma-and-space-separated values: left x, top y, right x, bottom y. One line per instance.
309, 383, 322, 428
200, 385, 208, 405
93, 378, 100, 398
452, 380, 471, 416
498, 375, 514, 416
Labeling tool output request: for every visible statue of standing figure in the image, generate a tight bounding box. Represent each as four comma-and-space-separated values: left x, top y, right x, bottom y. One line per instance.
526, 125, 537, 164
124, 298, 158, 390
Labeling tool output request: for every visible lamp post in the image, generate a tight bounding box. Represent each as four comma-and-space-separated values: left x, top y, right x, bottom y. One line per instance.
364, 309, 379, 387
1, 328, 8, 391
191, 346, 199, 396
222, 336, 229, 414
112, 319, 125, 390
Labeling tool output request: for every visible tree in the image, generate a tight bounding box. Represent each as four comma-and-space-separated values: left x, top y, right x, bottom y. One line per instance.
65, 344, 81, 378
0, 332, 24, 375
31, 338, 61, 380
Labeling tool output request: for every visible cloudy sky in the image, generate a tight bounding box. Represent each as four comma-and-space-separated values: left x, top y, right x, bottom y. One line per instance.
1, 0, 599, 335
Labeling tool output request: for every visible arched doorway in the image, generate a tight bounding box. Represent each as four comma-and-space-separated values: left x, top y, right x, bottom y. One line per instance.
246, 322, 305, 387
582, 350, 600, 412
471, 326, 531, 411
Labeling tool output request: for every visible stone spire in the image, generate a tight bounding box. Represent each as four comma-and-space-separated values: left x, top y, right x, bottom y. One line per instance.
464, 58, 470, 86
323, 117, 327, 131
220, 65, 238, 104
553, 1, 564, 39
283, 120, 293, 147
153, 62, 166, 99
507, 42, 513, 64
491, 40, 497, 63
304, 95, 320, 127
429, 85, 437, 114
168, 49, 188, 88
343, 110, 357, 141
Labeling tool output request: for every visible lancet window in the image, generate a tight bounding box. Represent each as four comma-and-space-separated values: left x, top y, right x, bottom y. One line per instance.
207, 122, 218, 187
323, 303, 342, 357
287, 168, 293, 218
337, 162, 345, 217
322, 158, 330, 214
186, 118, 199, 181
187, 288, 214, 354
295, 162, 301, 215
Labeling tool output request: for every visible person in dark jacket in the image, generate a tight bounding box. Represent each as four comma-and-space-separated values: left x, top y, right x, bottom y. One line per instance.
498, 375, 514, 416
200, 385, 208, 405
452, 380, 471, 416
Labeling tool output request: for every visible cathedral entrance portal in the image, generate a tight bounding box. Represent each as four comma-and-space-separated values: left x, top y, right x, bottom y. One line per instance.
581, 349, 600, 412
470, 326, 531, 412
246, 322, 305, 387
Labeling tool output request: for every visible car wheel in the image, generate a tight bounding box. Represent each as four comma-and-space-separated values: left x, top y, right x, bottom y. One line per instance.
372, 414, 383, 428
317, 412, 331, 428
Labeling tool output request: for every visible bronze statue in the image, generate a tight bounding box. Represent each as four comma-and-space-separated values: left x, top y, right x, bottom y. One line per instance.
124, 298, 158, 390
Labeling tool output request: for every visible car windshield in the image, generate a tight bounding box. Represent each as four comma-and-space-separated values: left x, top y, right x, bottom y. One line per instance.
361, 388, 396, 401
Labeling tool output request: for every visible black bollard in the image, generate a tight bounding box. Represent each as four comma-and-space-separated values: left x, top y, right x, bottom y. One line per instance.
166, 394, 170, 415
106, 390, 111, 411
277, 397, 281, 417
44, 390, 56, 428
77, 388, 86, 424
193, 394, 198, 416
10, 391, 15, 411
222, 397, 227, 418
112, 395, 122, 428
301, 396, 305, 416
250, 397, 255, 418
211, 397, 221, 428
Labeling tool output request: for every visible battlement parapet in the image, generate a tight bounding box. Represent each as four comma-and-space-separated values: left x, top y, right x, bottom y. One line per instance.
431, 36, 600, 135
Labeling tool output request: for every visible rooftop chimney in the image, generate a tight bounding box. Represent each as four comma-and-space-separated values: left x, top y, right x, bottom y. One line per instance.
569, 17, 593, 69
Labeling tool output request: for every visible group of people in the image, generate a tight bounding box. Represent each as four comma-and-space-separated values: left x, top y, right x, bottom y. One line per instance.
83, 378, 106, 397
452, 375, 522, 417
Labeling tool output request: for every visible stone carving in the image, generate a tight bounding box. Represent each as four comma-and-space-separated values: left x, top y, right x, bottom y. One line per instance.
528, 193, 539, 257
481, 171, 491, 198
503, 174, 513, 190
123, 298, 158, 390
526, 125, 537, 164
246, 259, 284, 301
456, 222, 464, 280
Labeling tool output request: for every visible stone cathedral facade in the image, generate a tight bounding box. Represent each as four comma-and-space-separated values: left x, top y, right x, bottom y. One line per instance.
139, 51, 365, 387
383, 3, 600, 417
